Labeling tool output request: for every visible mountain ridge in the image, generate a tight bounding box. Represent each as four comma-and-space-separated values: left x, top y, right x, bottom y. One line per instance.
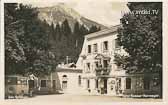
37, 3, 107, 30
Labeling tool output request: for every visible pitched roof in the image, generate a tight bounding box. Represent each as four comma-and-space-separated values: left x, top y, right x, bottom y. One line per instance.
85, 25, 121, 39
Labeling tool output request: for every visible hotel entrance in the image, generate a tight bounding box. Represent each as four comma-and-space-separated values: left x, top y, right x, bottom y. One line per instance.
99, 78, 107, 94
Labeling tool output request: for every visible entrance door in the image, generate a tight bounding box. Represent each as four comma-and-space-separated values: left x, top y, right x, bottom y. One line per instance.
116, 78, 121, 94
28, 80, 34, 96
28, 80, 34, 89
62, 81, 67, 89
104, 79, 107, 94
53, 80, 56, 90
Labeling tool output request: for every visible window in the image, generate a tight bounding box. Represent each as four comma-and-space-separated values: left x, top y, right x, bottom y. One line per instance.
78, 75, 81, 86
87, 79, 90, 88
144, 77, 150, 90
95, 79, 98, 88
126, 78, 131, 89
95, 62, 99, 68
88, 45, 91, 53
62, 81, 67, 89
103, 60, 108, 68
63, 75, 67, 77
93, 43, 98, 52
115, 39, 120, 49
103, 41, 108, 51
41, 80, 47, 87
62, 75, 67, 81
62, 75, 68, 89
86, 63, 90, 71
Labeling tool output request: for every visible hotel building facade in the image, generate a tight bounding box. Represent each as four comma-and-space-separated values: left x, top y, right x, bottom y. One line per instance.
76, 25, 161, 96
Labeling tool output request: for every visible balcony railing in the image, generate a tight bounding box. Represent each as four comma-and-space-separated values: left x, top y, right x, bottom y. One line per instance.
95, 67, 111, 76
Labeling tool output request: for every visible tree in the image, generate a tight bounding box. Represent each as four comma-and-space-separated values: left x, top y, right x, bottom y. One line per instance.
89, 25, 100, 33
5, 3, 26, 75
73, 22, 80, 47
78, 24, 88, 50
55, 23, 61, 41
115, 2, 162, 97
116, 2, 162, 73
5, 3, 56, 76
40, 19, 101, 64
51, 22, 56, 40
61, 19, 71, 37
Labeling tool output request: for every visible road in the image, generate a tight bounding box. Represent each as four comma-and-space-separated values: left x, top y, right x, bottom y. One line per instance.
2, 93, 162, 105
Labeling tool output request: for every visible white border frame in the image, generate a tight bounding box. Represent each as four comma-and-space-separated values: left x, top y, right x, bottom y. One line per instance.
0, 0, 168, 105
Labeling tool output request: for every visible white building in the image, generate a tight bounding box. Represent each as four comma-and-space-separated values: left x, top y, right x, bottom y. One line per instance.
76, 25, 161, 96
54, 65, 83, 94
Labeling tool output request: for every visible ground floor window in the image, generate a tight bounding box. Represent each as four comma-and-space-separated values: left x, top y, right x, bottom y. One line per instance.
62, 81, 67, 89
62, 75, 68, 89
78, 75, 81, 86
126, 78, 131, 89
41, 80, 47, 87
95, 79, 98, 88
87, 79, 90, 88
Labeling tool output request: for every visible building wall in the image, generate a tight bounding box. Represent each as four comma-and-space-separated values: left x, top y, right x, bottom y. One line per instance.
37, 74, 58, 94
76, 26, 161, 97
77, 27, 127, 95
55, 71, 83, 94
122, 74, 161, 95
37, 70, 83, 94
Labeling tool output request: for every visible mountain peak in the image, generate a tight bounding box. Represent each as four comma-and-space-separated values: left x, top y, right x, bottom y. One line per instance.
38, 4, 107, 29
52, 3, 81, 19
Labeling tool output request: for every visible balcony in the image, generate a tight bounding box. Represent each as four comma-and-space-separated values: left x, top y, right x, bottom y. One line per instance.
114, 47, 122, 54
95, 67, 111, 76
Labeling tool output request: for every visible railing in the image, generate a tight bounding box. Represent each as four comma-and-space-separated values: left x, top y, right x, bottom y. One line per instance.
95, 67, 111, 76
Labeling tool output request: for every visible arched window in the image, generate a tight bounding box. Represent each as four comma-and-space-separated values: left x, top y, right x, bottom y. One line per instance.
78, 75, 81, 86
62, 75, 67, 81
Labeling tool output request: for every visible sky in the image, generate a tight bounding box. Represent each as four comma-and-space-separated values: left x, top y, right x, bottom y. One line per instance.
22, 0, 130, 27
